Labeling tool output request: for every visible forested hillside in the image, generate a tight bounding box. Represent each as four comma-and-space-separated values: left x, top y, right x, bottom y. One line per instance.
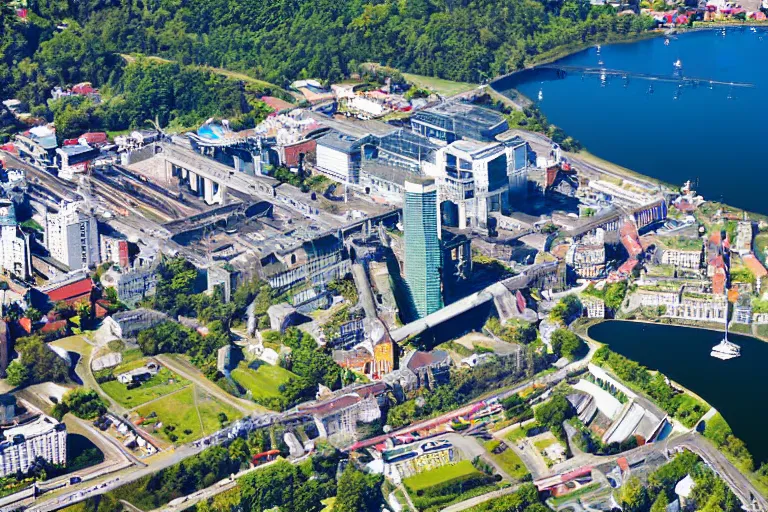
1, 0, 655, 135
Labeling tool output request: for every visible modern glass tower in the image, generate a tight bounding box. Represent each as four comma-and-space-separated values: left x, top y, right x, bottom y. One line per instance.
404, 178, 443, 319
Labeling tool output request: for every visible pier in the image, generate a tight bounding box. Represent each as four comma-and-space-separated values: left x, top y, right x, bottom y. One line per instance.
536, 64, 755, 88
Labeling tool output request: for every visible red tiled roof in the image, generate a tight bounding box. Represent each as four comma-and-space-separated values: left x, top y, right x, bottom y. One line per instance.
743, 254, 768, 279
41, 319, 67, 333
79, 132, 108, 145
72, 83, 96, 95
18, 317, 32, 334
709, 254, 725, 269
260, 96, 294, 112
713, 270, 726, 295
709, 231, 722, 246
45, 278, 93, 303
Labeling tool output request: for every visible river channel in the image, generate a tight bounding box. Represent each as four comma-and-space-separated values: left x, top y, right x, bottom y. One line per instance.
493, 29, 768, 215
588, 320, 768, 464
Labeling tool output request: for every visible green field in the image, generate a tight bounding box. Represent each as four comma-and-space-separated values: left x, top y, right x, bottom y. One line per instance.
100, 367, 190, 409
534, 437, 558, 452
505, 426, 529, 444
231, 362, 296, 400
484, 440, 530, 480
110, 350, 146, 374
402, 73, 476, 97
404, 460, 482, 492
136, 386, 240, 444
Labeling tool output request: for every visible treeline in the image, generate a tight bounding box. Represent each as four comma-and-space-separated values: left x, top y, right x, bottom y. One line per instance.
593, 346, 709, 428
46, 57, 274, 142
3, 0, 656, 107
619, 451, 741, 512
387, 347, 548, 428
1, 14, 276, 140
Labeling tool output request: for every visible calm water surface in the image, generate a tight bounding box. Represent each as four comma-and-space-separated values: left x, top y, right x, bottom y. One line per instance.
495, 29, 768, 214
588, 321, 768, 463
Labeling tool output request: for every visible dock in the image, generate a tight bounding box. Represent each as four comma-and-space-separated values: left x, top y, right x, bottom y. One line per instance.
536, 64, 754, 88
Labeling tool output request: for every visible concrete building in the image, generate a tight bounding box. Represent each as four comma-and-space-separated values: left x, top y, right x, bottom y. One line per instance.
658, 236, 703, 270
666, 293, 728, 323
315, 131, 372, 184
0, 396, 15, 424
260, 233, 347, 293
0, 200, 31, 280
299, 383, 386, 438
0, 415, 66, 476
582, 297, 606, 318
404, 178, 443, 318
411, 102, 508, 144
660, 248, 703, 269
55, 144, 100, 180
432, 139, 511, 230
735, 221, 753, 255
14, 126, 58, 169
207, 263, 239, 303
45, 200, 99, 270
100, 262, 159, 307
104, 309, 168, 339
100, 234, 130, 269
566, 229, 606, 279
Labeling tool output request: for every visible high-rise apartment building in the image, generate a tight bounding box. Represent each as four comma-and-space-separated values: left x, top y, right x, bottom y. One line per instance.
404, 178, 443, 319
0, 415, 67, 476
45, 201, 99, 270
0, 200, 31, 280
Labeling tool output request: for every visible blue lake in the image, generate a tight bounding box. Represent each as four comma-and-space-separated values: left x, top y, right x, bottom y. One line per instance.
494, 29, 768, 215
589, 321, 768, 464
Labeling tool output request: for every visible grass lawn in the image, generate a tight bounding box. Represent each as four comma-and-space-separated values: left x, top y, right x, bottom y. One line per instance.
548, 483, 601, 506
136, 386, 240, 444
100, 367, 190, 409
402, 73, 476, 97
534, 436, 558, 452
404, 460, 481, 492
50, 335, 92, 354
484, 440, 530, 480
505, 426, 529, 444
110, 350, 146, 374
231, 362, 296, 400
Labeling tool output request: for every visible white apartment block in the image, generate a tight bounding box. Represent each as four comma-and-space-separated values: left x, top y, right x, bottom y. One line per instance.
0, 201, 30, 280
0, 415, 67, 476
665, 295, 727, 323
45, 201, 99, 270
636, 289, 680, 308
661, 249, 702, 269
582, 297, 605, 318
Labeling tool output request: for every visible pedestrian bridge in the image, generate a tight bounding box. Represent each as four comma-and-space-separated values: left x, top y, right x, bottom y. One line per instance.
390, 261, 559, 343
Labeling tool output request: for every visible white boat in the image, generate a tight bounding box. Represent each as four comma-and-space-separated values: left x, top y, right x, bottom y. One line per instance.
664, 38, 670, 46
538, 89, 543, 101
711, 321, 740, 360
674, 59, 682, 69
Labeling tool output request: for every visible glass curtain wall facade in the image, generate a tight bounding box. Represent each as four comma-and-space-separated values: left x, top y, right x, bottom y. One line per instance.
404, 178, 443, 318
